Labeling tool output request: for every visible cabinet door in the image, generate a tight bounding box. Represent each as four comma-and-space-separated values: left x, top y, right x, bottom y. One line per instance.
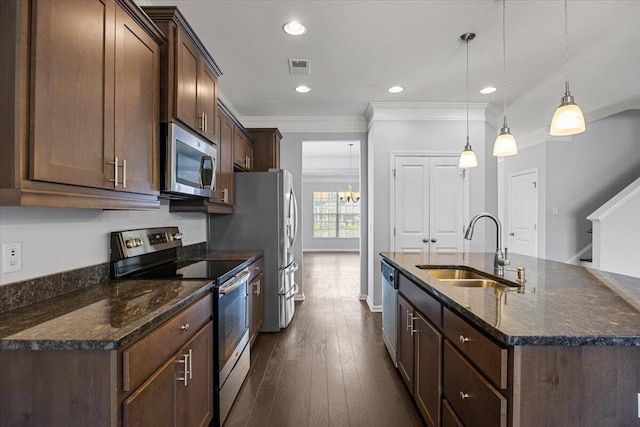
245, 140, 254, 171
198, 62, 217, 143
175, 27, 199, 132
397, 294, 415, 394
415, 312, 442, 427
176, 322, 214, 427
122, 356, 175, 427
233, 127, 246, 168
114, 4, 159, 195
30, 0, 115, 189
210, 109, 233, 205
249, 273, 263, 344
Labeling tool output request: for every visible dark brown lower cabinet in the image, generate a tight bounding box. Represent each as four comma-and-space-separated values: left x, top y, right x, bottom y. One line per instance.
397, 293, 442, 427
442, 399, 464, 427
249, 272, 264, 346
123, 321, 214, 427
415, 312, 442, 427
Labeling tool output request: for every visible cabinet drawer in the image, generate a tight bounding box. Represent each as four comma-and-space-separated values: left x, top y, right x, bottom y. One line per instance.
443, 307, 507, 389
398, 273, 442, 329
443, 341, 507, 427
442, 399, 464, 427
122, 293, 213, 392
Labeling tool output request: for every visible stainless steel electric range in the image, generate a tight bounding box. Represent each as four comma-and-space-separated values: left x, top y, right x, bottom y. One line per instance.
110, 226, 251, 427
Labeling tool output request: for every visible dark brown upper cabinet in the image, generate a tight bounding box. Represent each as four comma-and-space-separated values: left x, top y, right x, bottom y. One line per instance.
248, 128, 282, 172
142, 6, 221, 145
0, 0, 163, 209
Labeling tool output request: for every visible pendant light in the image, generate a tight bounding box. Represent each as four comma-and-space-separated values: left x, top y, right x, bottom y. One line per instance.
550, 0, 585, 136
493, 0, 518, 157
458, 33, 478, 169
339, 144, 360, 203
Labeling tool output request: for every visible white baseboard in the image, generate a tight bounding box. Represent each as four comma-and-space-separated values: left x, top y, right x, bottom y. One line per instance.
359, 294, 367, 301
294, 293, 306, 301
566, 243, 593, 265
366, 295, 382, 312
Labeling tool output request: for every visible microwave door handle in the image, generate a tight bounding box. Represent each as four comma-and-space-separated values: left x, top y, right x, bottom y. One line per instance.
199, 155, 213, 189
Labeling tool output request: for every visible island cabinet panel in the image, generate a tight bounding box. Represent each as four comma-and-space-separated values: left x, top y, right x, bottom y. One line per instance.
511, 345, 640, 427
397, 287, 442, 427
442, 399, 464, 427
0, 0, 162, 209
248, 256, 264, 346
398, 272, 442, 329
443, 341, 507, 427
443, 307, 508, 389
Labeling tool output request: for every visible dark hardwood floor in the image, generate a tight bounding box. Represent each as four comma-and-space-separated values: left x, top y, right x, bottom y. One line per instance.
225, 252, 423, 427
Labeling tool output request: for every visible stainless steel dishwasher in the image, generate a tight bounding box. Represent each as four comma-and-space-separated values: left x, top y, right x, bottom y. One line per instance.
381, 260, 398, 366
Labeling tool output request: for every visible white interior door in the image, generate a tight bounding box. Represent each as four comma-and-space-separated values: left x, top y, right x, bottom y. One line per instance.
393, 156, 464, 253
429, 157, 464, 253
393, 157, 430, 252
508, 170, 538, 256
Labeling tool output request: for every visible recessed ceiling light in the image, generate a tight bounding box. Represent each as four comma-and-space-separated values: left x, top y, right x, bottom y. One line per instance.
283, 21, 306, 36
480, 86, 497, 94
295, 85, 311, 93
388, 86, 404, 93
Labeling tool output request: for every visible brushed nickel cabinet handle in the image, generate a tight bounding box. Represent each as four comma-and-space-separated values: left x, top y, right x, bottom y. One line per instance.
410, 314, 418, 336
406, 310, 411, 331
176, 352, 189, 386
223, 188, 229, 203
180, 323, 190, 331
459, 391, 470, 399
122, 159, 126, 188
255, 280, 261, 295
108, 157, 119, 186
188, 349, 193, 380
459, 335, 470, 343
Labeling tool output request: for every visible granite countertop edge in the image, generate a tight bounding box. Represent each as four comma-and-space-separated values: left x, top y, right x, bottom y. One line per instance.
381, 253, 640, 347
0, 282, 214, 352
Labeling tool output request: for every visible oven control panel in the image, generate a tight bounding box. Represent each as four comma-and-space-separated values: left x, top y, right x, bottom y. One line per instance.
110, 227, 184, 260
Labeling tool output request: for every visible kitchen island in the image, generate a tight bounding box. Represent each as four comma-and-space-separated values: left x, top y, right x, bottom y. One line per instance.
381, 251, 640, 427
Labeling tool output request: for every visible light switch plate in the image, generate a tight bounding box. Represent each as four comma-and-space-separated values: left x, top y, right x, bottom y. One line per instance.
2, 242, 22, 273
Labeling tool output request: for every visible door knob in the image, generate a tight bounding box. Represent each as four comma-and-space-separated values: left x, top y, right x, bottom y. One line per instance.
509, 232, 515, 236
422, 238, 429, 243
431, 238, 437, 243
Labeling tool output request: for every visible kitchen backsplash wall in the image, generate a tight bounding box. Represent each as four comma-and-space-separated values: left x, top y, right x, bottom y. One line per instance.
0, 201, 207, 285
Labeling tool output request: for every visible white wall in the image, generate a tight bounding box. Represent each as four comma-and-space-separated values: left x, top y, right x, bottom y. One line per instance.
0, 201, 207, 285
280, 131, 368, 299
504, 110, 640, 263
367, 112, 496, 310
302, 179, 360, 252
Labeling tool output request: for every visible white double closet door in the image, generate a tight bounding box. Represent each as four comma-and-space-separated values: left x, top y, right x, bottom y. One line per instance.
393, 156, 466, 253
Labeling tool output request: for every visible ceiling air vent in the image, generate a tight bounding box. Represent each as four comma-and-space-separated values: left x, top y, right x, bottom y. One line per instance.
288, 58, 311, 75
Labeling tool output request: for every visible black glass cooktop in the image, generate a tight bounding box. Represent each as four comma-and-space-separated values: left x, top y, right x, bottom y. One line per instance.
126, 259, 246, 283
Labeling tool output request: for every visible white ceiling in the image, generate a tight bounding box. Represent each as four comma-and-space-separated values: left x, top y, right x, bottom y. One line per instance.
146, 0, 640, 139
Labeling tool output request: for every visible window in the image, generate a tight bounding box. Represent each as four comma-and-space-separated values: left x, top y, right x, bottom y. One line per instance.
312, 191, 360, 238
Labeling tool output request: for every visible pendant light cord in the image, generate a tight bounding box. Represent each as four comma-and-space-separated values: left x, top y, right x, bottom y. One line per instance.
466, 36, 469, 143
502, 0, 507, 127
564, 0, 570, 88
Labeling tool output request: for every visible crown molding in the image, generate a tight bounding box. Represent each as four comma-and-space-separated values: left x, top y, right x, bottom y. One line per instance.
585, 97, 640, 124
365, 102, 501, 128
241, 116, 367, 133
217, 91, 244, 124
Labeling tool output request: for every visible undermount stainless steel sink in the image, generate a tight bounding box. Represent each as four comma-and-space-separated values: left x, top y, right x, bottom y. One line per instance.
416, 266, 519, 289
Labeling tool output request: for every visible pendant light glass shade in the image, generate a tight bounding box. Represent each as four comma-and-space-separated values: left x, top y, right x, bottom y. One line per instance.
459, 139, 478, 168
550, 82, 586, 135
550, 0, 585, 136
493, 125, 518, 156
493, 0, 518, 157
458, 33, 477, 169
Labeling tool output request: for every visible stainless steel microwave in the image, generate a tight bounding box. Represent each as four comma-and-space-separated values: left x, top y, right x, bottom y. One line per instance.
161, 122, 217, 198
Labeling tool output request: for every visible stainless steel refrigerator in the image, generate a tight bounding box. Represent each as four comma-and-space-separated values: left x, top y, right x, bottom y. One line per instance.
208, 169, 299, 332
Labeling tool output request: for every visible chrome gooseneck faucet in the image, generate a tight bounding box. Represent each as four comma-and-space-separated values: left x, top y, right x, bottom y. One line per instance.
464, 212, 510, 275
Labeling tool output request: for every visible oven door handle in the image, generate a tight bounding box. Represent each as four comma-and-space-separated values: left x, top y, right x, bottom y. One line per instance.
219, 269, 250, 295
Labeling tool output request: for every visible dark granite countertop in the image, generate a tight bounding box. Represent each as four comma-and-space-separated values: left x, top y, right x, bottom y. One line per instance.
381, 252, 640, 346
0, 278, 213, 351
0, 250, 262, 351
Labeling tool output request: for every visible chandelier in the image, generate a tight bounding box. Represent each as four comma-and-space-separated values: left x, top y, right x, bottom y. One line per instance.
339, 144, 360, 203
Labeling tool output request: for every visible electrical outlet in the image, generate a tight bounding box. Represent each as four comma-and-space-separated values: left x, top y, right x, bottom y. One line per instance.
2, 242, 22, 273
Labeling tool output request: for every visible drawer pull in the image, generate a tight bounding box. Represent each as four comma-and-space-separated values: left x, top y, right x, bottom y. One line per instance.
406, 310, 411, 331
459, 391, 471, 400
459, 334, 470, 343
180, 323, 190, 331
